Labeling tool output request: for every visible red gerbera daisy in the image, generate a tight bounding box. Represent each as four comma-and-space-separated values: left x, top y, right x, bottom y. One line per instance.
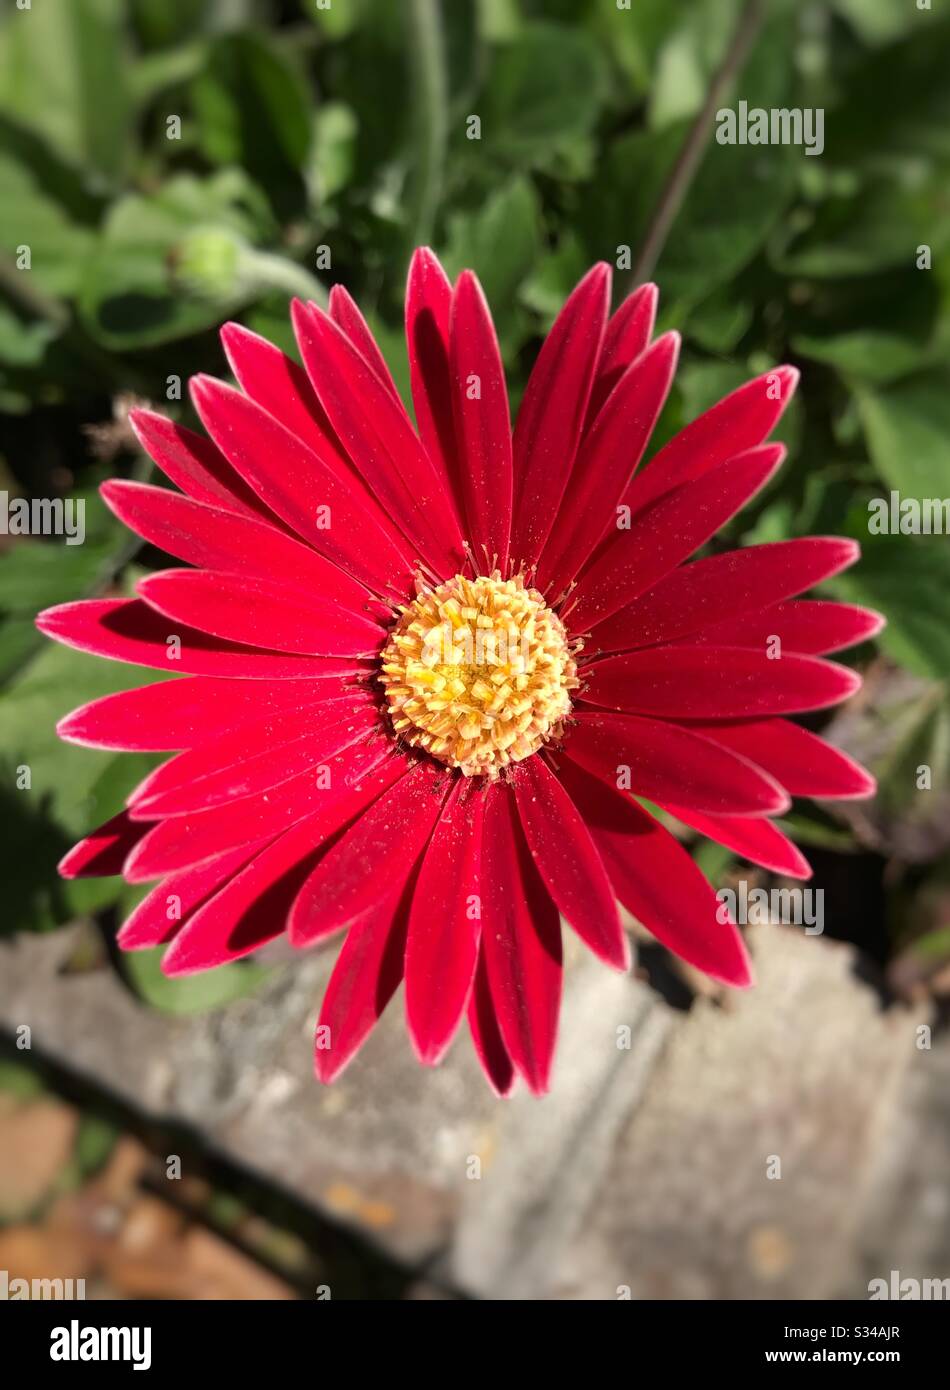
37, 251, 881, 1096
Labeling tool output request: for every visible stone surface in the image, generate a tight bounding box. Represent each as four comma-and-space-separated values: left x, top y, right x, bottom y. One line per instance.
0, 927, 657, 1273
1, 919, 945, 1299
548, 926, 920, 1300
849, 1017, 950, 1297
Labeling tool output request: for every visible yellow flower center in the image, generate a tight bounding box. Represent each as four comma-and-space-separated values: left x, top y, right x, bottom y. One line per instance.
379, 572, 578, 779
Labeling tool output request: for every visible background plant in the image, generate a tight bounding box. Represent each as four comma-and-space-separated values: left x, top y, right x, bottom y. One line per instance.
2, 0, 949, 1008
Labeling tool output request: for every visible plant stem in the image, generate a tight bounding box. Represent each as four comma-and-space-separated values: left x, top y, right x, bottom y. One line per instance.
617, 0, 766, 305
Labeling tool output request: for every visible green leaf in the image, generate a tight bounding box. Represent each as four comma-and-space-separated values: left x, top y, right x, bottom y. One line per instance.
685, 286, 753, 354
122, 947, 271, 1016
586, 0, 682, 98
830, 0, 925, 45
831, 535, 950, 682
303, 0, 366, 40
827, 19, 950, 165
78, 170, 270, 350
308, 101, 358, 208
441, 176, 541, 346
0, 643, 167, 933
0, 152, 94, 298
481, 22, 609, 167
648, 0, 793, 131
585, 120, 796, 312
648, 0, 736, 130
130, 38, 209, 107
131, 0, 211, 49
191, 32, 311, 218
0, 488, 130, 682
0, 302, 59, 368
674, 358, 748, 420
775, 811, 856, 852
775, 176, 950, 278
519, 232, 589, 330
0, 0, 133, 181
0, 490, 122, 612
855, 371, 950, 498
791, 330, 930, 386
441, 0, 482, 117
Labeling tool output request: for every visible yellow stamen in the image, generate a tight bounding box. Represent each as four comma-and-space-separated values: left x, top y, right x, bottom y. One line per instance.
379, 572, 579, 779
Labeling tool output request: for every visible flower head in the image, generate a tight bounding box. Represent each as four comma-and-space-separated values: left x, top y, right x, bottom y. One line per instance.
38, 252, 881, 1095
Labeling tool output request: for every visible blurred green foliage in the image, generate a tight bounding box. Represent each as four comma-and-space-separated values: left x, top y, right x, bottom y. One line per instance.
1, 0, 950, 992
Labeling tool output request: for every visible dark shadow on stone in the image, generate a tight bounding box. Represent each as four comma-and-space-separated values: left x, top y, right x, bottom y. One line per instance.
0, 1030, 465, 1301
634, 942, 695, 1013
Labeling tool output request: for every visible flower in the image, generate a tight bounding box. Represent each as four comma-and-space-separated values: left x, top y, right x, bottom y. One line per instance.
37, 252, 881, 1095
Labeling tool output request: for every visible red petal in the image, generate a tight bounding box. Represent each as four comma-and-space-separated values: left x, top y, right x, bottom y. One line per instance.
660, 804, 812, 880
191, 374, 415, 598
137, 569, 383, 657
590, 538, 862, 655
161, 814, 334, 974
128, 410, 269, 523
449, 270, 513, 572
288, 759, 452, 945
566, 711, 790, 815
558, 758, 752, 987
124, 743, 405, 881
329, 284, 403, 402
538, 331, 680, 599
314, 888, 410, 1085
128, 698, 378, 817
513, 757, 629, 969
582, 645, 862, 719
680, 717, 876, 799
479, 782, 562, 1094
467, 946, 516, 1097
510, 263, 611, 566
626, 365, 799, 515
59, 810, 148, 879
292, 300, 464, 577
37, 598, 359, 680
405, 780, 484, 1065
584, 282, 658, 427
220, 321, 353, 476
117, 842, 268, 949
570, 444, 784, 632
101, 480, 379, 617
405, 248, 462, 520
57, 676, 344, 752
688, 599, 885, 655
